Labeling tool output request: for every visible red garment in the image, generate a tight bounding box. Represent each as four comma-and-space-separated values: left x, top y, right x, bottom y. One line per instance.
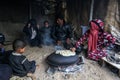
88, 22, 99, 52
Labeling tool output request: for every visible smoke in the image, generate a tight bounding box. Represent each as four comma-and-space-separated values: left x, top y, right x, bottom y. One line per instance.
41, 27, 54, 46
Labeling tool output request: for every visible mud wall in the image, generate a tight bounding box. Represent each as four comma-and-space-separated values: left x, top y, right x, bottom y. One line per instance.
0, 0, 120, 41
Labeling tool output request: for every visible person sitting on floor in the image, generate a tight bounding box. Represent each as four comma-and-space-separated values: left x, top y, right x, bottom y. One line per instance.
0, 33, 12, 64
0, 33, 12, 80
71, 19, 116, 61
23, 19, 42, 47
9, 39, 39, 80
40, 20, 54, 46
52, 16, 73, 49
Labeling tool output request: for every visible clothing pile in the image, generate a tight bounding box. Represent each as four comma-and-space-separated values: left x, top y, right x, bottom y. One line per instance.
106, 53, 120, 64
109, 24, 120, 53
106, 50, 120, 64
113, 44, 120, 54
109, 24, 120, 43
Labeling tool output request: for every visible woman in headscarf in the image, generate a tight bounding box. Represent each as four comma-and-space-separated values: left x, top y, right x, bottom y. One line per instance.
74, 19, 116, 61
23, 19, 42, 47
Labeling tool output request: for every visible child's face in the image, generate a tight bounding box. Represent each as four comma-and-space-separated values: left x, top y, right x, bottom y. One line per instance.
44, 22, 49, 27
18, 47, 26, 54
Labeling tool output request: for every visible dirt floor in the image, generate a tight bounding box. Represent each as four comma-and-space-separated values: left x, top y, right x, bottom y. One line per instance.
6, 45, 120, 80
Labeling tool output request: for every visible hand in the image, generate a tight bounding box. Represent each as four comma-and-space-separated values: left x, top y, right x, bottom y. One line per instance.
70, 47, 76, 52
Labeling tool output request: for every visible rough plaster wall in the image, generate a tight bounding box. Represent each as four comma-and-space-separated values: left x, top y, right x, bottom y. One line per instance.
104, 0, 120, 31
0, 0, 55, 41
92, 0, 120, 31
0, 22, 24, 41
66, 0, 91, 39
66, 0, 120, 39
0, 1, 28, 41
1, 0, 120, 41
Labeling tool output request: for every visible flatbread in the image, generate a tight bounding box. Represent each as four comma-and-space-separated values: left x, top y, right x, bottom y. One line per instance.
55, 50, 76, 56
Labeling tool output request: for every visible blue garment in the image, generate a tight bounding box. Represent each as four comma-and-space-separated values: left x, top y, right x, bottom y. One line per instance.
0, 64, 12, 80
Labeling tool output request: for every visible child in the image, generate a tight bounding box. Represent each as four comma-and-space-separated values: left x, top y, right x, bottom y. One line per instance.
9, 39, 39, 80
40, 20, 54, 46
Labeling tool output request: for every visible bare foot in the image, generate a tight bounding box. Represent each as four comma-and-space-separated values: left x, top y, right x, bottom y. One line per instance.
27, 73, 36, 80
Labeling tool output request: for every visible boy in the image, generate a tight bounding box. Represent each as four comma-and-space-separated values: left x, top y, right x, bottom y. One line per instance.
9, 39, 39, 80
